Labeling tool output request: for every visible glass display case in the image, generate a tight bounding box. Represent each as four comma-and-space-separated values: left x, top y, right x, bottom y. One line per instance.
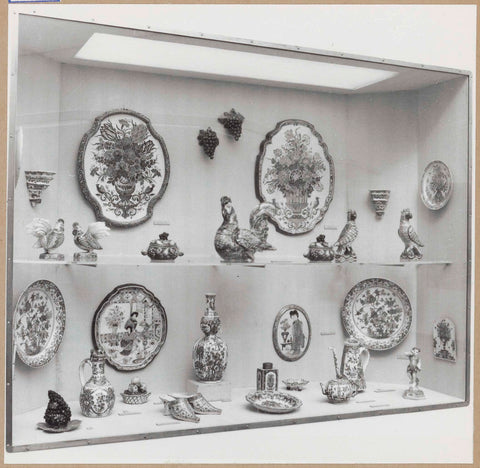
6, 12, 472, 452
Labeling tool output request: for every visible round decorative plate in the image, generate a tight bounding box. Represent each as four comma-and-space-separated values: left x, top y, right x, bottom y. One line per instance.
420, 160, 453, 210
93, 284, 167, 371
37, 420, 81, 433
13, 280, 66, 367
341, 278, 412, 351
245, 390, 302, 414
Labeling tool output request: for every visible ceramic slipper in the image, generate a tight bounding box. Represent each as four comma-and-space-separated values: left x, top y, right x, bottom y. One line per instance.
187, 393, 222, 415
159, 394, 200, 423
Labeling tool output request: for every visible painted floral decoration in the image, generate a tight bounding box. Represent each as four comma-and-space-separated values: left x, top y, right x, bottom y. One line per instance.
354, 288, 404, 339
263, 128, 326, 202
90, 118, 162, 219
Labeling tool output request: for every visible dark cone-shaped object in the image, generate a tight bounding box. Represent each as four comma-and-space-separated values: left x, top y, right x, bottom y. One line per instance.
44, 390, 72, 428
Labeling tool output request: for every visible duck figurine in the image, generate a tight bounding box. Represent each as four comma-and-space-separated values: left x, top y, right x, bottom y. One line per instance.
214, 196, 277, 263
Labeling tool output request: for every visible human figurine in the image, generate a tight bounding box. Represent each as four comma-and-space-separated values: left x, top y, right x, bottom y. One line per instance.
334, 210, 358, 263
403, 347, 425, 400
398, 208, 424, 261
290, 309, 306, 355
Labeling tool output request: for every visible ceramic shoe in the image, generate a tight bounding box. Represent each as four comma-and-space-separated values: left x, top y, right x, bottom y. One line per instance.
159, 394, 200, 423
187, 393, 222, 415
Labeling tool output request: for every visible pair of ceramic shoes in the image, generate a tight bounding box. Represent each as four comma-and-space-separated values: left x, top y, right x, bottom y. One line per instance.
159, 393, 221, 423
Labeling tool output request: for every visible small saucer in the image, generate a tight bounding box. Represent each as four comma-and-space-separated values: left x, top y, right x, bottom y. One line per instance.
37, 419, 81, 433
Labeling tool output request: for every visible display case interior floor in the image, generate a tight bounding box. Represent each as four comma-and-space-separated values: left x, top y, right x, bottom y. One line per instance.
12, 382, 463, 451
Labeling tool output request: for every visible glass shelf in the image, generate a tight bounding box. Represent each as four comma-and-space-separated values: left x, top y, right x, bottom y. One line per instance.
12, 256, 453, 268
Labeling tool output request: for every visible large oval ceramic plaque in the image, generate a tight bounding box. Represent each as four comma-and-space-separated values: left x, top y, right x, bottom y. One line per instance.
77, 109, 170, 227
272, 304, 311, 361
341, 278, 412, 351
93, 284, 167, 371
255, 120, 334, 235
14, 280, 66, 367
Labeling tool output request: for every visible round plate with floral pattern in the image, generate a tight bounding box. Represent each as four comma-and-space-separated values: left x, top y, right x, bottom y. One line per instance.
420, 160, 453, 210
245, 390, 302, 414
341, 278, 412, 351
13, 280, 66, 367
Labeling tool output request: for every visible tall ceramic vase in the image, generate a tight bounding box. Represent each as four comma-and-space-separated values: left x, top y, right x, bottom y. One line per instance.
192, 294, 228, 382
339, 337, 370, 392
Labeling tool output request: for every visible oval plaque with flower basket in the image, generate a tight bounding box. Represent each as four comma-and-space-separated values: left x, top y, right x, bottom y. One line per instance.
77, 109, 170, 228
255, 119, 335, 235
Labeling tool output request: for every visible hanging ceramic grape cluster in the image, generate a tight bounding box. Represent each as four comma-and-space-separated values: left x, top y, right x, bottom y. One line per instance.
218, 108, 245, 141
197, 127, 220, 159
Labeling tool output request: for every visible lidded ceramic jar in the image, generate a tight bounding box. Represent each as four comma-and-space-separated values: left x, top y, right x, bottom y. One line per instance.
192, 294, 228, 382
256, 362, 278, 391
304, 234, 334, 262
141, 232, 184, 261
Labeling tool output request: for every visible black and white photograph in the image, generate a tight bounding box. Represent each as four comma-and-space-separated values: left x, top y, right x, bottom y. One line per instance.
4, 3, 474, 464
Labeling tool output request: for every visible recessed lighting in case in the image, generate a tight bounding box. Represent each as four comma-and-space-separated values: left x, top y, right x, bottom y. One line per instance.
75, 33, 398, 90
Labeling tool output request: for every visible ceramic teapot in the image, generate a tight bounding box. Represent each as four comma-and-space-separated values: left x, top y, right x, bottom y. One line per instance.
304, 235, 334, 262
340, 337, 370, 392
141, 232, 184, 261
320, 347, 358, 403
79, 348, 115, 417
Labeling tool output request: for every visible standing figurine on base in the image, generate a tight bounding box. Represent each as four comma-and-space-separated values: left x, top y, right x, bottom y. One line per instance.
26, 218, 65, 260
72, 221, 110, 263
398, 208, 424, 261
403, 347, 425, 400
334, 210, 358, 263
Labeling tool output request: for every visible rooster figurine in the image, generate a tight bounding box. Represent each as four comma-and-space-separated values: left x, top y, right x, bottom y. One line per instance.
72, 221, 110, 263
26, 218, 65, 261
398, 208, 424, 261
333, 210, 358, 263
214, 196, 277, 262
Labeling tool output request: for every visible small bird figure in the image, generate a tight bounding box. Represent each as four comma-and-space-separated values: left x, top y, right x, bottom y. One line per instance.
333, 210, 358, 262
214, 196, 277, 263
398, 208, 423, 260
26, 218, 65, 260
72, 221, 110, 262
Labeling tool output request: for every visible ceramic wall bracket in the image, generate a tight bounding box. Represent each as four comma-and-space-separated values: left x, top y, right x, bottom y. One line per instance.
369, 190, 390, 217
24, 171, 55, 207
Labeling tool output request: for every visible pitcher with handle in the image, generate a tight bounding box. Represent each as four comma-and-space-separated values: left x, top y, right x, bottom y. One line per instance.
340, 337, 370, 392
79, 348, 115, 417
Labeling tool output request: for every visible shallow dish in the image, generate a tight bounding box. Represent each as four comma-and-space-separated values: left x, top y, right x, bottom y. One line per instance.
37, 419, 81, 433
282, 378, 309, 391
245, 390, 302, 414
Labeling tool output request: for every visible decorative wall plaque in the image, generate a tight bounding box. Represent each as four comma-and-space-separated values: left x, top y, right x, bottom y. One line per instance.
272, 304, 311, 361
255, 120, 334, 235
93, 284, 167, 371
77, 109, 170, 227
433, 318, 456, 362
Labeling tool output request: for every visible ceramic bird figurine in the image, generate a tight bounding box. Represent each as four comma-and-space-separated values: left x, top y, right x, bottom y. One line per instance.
26, 218, 65, 261
333, 210, 358, 262
214, 196, 277, 262
398, 208, 424, 261
72, 221, 110, 263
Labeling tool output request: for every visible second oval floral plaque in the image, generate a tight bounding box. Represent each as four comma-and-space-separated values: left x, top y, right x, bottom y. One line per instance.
273, 304, 311, 361
77, 109, 170, 228
255, 120, 335, 235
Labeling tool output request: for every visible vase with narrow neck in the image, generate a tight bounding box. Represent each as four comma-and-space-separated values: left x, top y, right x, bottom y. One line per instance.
79, 348, 115, 417
192, 294, 228, 382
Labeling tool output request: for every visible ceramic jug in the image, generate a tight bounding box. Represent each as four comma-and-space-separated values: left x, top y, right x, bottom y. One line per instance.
79, 348, 115, 417
340, 338, 370, 392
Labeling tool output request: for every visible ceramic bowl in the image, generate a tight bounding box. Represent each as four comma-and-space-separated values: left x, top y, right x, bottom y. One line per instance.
282, 378, 309, 391
245, 390, 302, 414
121, 391, 151, 405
